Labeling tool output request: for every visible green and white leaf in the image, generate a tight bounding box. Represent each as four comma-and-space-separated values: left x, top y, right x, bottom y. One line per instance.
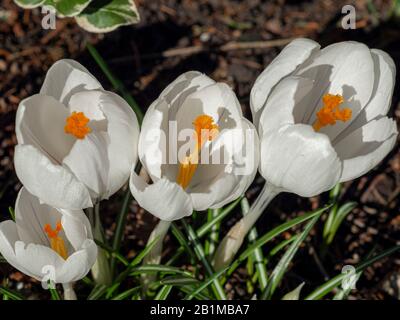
76, 0, 140, 33
14, 0, 45, 9
44, 0, 93, 17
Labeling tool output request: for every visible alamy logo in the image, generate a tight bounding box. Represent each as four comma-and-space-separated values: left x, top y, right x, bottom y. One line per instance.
341, 265, 358, 290
41, 6, 56, 30
342, 5, 356, 30
41, 265, 56, 290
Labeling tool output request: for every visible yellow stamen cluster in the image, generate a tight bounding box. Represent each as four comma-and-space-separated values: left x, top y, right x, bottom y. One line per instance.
313, 94, 352, 131
44, 221, 68, 260
64, 111, 91, 139
176, 115, 219, 189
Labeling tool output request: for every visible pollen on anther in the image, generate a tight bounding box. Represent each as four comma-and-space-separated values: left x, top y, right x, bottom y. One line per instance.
313, 94, 352, 131
64, 111, 91, 139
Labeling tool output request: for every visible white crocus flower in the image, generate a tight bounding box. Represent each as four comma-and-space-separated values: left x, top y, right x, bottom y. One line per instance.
14, 59, 140, 210
130, 72, 259, 273
130, 71, 259, 221
213, 39, 397, 269
0, 187, 97, 299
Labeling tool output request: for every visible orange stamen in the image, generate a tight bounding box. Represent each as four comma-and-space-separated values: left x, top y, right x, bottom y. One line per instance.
176, 114, 219, 189
312, 94, 352, 131
44, 221, 68, 260
64, 111, 91, 139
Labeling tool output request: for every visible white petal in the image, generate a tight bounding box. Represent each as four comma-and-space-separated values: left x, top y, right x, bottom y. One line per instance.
173, 97, 249, 190
61, 211, 93, 251
333, 49, 396, 144
260, 124, 342, 197
14, 241, 64, 281
258, 76, 314, 136
364, 49, 396, 120
175, 83, 243, 133
63, 131, 110, 200
138, 100, 168, 180
211, 118, 260, 207
56, 239, 97, 283
0, 221, 30, 275
40, 59, 102, 105
15, 187, 61, 246
16, 94, 75, 163
14, 144, 93, 210
139, 72, 215, 180
296, 41, 375, 140
159, 71, 216, 108
129, 171, 193, 221
337, 117, 398, 182
190, 173, 238, 210
68, 90, 107, 124
68, 89, 139, 197
250, 38, 320, 125
98, 91, 140, 197
189, 118, 259, 209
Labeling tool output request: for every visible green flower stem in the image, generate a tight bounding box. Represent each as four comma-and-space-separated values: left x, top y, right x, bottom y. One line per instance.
213, 182, 280, 270
205, 209, 220, 257
62, 283, 77, 300
141, 220, 172, 291
242, 198, 268, 290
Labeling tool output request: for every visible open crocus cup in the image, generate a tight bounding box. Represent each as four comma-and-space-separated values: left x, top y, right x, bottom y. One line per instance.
252, 39, 398, 197
14, 59, 140, 210
212, 39, 398, 271
0, 187, 97, 284
130, 71, 259, 221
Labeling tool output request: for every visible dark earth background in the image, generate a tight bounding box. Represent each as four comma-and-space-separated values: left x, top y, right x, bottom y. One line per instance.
0, 0, 399, 299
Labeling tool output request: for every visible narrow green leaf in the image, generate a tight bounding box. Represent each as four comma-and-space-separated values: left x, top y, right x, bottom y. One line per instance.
113, 236, 160, 284
166, 198, 242, 266
0, 286, 24, 300
94, 239, 129, 266
328, 202, 357, 244
171, 223, 197, 262
87, 284, 108, 300
8, 207, 15, 221
86, 43, 143, 123
50, 288, 61, 300
323, 203, 338, 240
204, 209, 220, 257
261, 212, 322, 299
228, 205, 331, 275
243, 198, 268, 290
182, 219, 227, 300
160, 276, 198, 286
111, 286, 141, 300
105, 282, 121, 299
184, 267, 229, 300
179, 285, 211, 300
154, 285, 173, 300
197, 197, 242, 238
129, 237, 160, 268
269, 236, 297, 257
129, 264, 194, 277
111, 189, 131, 275
306, 245, 400, 300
